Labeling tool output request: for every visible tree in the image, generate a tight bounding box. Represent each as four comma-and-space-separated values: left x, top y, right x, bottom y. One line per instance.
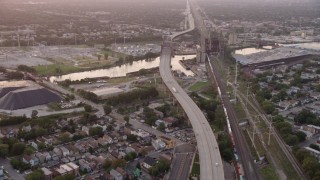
53, 174, 75, 180
157, 122, 165, 132
31, 110, 38, 119
294, 109, 319, 125
295, 131, 307, 142
125, 152, 137, 161
89, 127, 103, 136
11, 143, 26, 156
97, 54, 102, 61
262, 100, 275, 114
103, 159, 112, 170
25, 170, 45, 180
24, 146, 34, 155
84, 105, 93, 112
0, 144, 9, 157
111, 159, 126, 168
104, 53, 108, 60
127, 134, 138, 142
124, 116, 129, 123
103, 105, 112, 115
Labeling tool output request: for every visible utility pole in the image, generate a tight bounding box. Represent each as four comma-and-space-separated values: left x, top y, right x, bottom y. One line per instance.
246, 83, 250, 106
17, 28, 21, 48
268, 116, 273, 146
234, 60, 238, 104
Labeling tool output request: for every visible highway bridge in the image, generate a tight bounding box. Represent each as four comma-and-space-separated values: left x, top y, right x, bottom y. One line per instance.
159, 1, 225, 179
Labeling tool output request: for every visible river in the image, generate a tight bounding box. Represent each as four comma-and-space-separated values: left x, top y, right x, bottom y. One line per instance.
50, 54, 196, 82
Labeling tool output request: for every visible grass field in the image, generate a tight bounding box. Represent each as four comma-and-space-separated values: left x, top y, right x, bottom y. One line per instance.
34, 64, 81, 76
189, 81, 209, 91
259, 165, 279, 180
190, 154, 200, 177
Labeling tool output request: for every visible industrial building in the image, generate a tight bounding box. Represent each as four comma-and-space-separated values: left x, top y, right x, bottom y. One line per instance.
0, 81, 61, 110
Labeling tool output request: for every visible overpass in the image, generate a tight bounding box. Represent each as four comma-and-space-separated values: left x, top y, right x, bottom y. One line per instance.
159, 1, 225, 180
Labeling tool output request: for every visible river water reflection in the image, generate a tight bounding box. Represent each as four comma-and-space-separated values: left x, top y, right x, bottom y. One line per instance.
50, 54, 196, 82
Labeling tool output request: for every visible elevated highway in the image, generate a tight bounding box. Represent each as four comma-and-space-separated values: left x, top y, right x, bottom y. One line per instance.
159, 1, 225, 180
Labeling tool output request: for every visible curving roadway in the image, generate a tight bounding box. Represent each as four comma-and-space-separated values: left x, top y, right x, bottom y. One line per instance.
159, 2, 224, 178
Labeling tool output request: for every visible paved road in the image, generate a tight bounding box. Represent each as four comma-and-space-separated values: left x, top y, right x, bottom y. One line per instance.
0, 158, 24, 180
159, 1, 224, 180
169, 153, 194, 180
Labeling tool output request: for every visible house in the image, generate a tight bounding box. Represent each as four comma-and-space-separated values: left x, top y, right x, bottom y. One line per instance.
54, 167, 67, 177
66, 162, 80, 176
0, 166, 4, 178
79, 159, 92, 172
301, 125, 320, 136
93, 124, 107, 132
163, 117, 177, 127
31, 141, 38, 150
110, 169, 123, 180
160, 136, 175, 148
53, 147, 63, 157
82, 126, 90, 135
60, 146, 70, 157
23, 155, 40, 167
142, 156, 156, 169
35, 152, 51, 163
304, 147, 320, 160
152, 139, 166, 150
41, 167, 53, 180
50, 151, 60, 161
60, 164, 73, 175
310, 92, 320, 100
22, 125, 32, 132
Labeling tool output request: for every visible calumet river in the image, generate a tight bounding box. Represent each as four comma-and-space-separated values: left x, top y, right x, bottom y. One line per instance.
50, 54, 196, 82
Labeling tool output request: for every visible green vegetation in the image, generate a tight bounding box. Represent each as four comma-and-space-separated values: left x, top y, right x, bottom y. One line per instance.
143, 107, 158, 126
10, 157, 30, 171
106, 87, 158, 106
17, 65, 36, 73
25, 170, 45, 180
124, 152, 137, 161
53, 174, 75, 180
294, 148, 320, 179
77, 89, 99, 102
89, 127, 103, 136
259, 165, 279, 180
149, 160, 170, 177
217, 133, 233, 162
0, 116, 28, 127
34, 64, 81, 76
189, 81, 209, 91
190, 154, 200, 177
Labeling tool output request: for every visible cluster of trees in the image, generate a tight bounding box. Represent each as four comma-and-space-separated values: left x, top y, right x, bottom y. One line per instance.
124, 152, 137, 161
106, 87, 158, 106
0, 66, 6, 73
6, 71, 24, 79
103, 159, 126, 171
149, 160, 170, 177
143, 107, 158, 126
10, 157, 31, 172
0, 116, 28, 126
294, 148, 320, 179
17, 127, 47, 141
273, 115, 306, 146
217, 133, 233, 162
294, 109, 320, 126
77, 89, 99, 103
191, 92, 225, 129
17, 65, 36, 73
0, 137, 31, 157
89, 127, 103, 136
